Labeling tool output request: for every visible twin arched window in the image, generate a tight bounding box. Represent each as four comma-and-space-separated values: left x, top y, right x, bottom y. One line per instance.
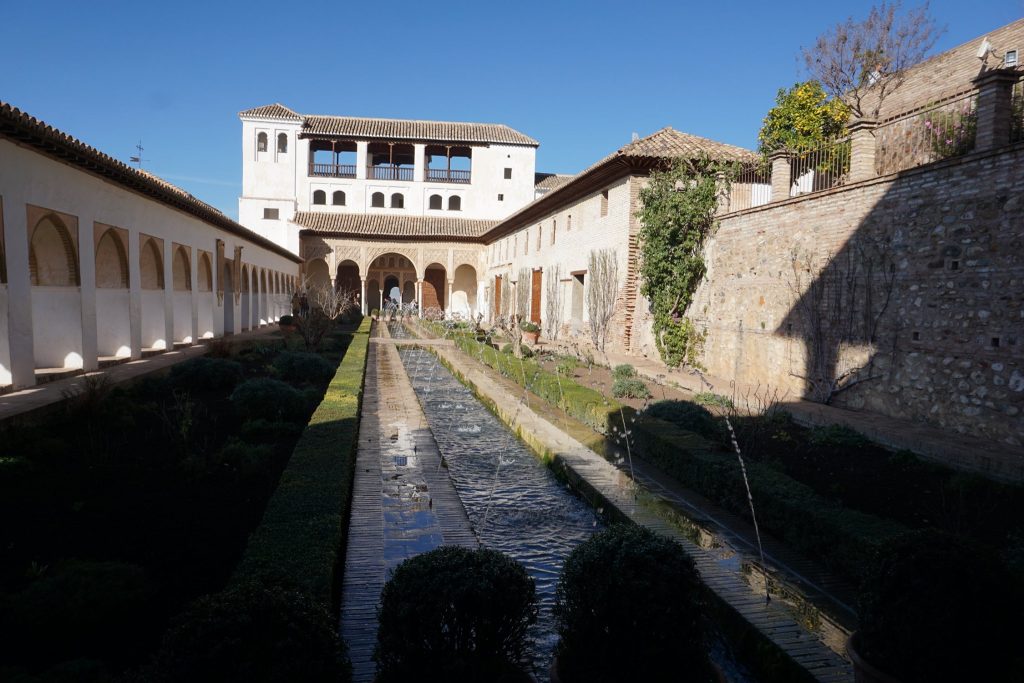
333, 190, 346, 206
313, 190, 326, 205
428, 194, 462, 211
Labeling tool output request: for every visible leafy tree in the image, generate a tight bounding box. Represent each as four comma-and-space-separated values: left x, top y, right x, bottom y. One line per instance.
637, 157, 723, 368
758, 81, 850, 154
802, 1, 944, 119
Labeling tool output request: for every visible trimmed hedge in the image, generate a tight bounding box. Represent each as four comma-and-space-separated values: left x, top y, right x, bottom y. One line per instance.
632, 416, 907, 583
439, 327, 630, 434
232, 318, 371, 610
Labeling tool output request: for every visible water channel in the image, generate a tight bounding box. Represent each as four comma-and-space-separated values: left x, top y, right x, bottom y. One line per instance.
388, 322, 755, 680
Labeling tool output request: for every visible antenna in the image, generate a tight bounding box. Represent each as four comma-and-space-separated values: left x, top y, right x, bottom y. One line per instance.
129, 140, 148, 168
631, 132, 639, 142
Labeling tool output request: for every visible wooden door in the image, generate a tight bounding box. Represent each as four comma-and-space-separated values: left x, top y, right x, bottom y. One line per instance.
494, 275, 502, 317
530, 269, 542, 323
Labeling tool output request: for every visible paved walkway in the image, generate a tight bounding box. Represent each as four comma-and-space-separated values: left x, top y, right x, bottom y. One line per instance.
424, 335, 854, 682
542, 341, 1024, 484
340, 324, 476, 683
0, 326, 280, 423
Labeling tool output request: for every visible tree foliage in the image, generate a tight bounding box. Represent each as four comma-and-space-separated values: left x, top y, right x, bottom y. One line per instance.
802, 1, 943, 119
758, 81, 851, 154
637, 157, 721, 368
586, 249, 619, 353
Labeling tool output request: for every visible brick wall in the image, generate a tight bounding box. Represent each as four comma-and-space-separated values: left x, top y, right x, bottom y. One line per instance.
690, 142, 1024, 447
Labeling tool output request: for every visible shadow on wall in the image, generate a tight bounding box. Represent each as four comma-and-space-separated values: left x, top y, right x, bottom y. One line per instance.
776, 147, 1023, 446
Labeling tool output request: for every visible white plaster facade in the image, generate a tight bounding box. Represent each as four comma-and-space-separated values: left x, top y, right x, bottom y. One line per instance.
0, 109, 301, 391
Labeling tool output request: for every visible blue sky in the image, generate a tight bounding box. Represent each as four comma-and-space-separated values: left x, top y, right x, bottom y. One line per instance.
2, 1, 1020, 219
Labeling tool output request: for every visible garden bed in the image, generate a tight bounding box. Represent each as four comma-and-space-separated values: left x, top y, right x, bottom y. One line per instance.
0, 327, 359, 681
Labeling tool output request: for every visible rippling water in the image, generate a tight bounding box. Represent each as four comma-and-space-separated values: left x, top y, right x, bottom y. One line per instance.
397, 345, 601, 677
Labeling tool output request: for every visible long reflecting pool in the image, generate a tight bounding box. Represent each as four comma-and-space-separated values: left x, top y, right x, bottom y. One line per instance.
397, 344, 600, 676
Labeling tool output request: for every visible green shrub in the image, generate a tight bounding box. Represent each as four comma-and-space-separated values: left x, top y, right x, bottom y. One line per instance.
519, 321, 540, 333
555, 357, 579, 376
693, 391, 734, 409
233, 319, 370, 608
230, 378, 306, 422
239, 419, 303, 444
374, 546, 536, 682
210, 438, 275, 479
500, 343, 533, 358
632, 417, 906, 582
856, 530, 1022, 682
0, 560, 157, 666
169, 357, 243, 392
273, 351, 335, 385
612, 363, 636, 380
554, 525, 712, 683
809, 424, 870, 449
148, 582, 349, 683
278, 314, 295, 326
611, 377, 651, 400
644, 400, 723, 441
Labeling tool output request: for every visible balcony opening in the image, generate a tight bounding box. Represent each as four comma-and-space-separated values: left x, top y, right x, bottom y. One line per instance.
310, 139, 357, 178
371, 192, 385, 208
426, 144, 472, 183
368, 142, 414, 181
447, 195, 461, 211
429, 194, 443, 210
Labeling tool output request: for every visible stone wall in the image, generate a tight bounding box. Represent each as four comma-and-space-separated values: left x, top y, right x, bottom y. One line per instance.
690, 142, 1024, 447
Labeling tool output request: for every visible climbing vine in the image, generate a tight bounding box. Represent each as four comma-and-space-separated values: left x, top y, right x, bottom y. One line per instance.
637, 156, 724, 368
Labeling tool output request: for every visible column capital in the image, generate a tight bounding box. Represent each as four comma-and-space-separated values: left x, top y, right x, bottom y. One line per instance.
972, 67, 1020, 89
846, 118, 878, 134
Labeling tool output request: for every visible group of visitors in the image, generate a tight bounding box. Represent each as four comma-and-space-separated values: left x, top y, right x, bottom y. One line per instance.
290, 291, 309, 318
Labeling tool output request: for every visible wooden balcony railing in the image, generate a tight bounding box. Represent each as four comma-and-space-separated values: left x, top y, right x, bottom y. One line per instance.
426, 168, 472, 184
309, 163, 356, 178
367, 165, 414, 181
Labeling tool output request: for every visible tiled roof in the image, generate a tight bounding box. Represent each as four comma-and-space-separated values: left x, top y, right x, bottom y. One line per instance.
482, 126, 757, 240
302, 115, 538, 146
238, 103, 302, 120
0, 101, 301, 263
294, 212, 497, 240
534, 173, 576, 192
238, 103, 537, 146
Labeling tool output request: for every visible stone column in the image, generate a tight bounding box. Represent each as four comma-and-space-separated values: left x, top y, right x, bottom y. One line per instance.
128, 230, 143, 358
413, 143, 426, 182
847, 118, 878, 182
190, 246, 199, 343
446, 280, 453, 318
972, 68, 1018, 152
416, 279, 423, 315
78, 219, 99, 370
162, 237, 174, 348
4, 199, 35, 388
769, 150, 791, 202
360, 278, 367, 315
356, 141, 369, 180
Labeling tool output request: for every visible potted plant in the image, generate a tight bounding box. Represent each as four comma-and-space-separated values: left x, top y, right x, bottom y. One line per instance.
849, 529, 1021, 683
277, 314, 297, 333
519, 320, 540, 345
552, 524, 717, 683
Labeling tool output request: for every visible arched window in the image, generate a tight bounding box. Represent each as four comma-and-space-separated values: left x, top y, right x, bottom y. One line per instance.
198, 253, 213, 292
429, 194, 443, 210
173, 246, 191, 291
448, 195, 461, 211
390, 193, 404, 209
95, 229, 128, 288
139, 238, 164, 290
29, 215, 78, 286
277, 132, 288, 154
257, 132, 268, 153
313, 190, 326, 205
332, 190, 346, 206
371, 192, 385, 208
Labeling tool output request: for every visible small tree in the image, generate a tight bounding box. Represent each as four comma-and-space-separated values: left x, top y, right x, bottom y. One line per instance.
802, 1, 944, 120
514, 267, 531, 321
544, 264, 564, 341
758, 81, 851, 155
310, 285, 359, 322
586, 249, 619, 353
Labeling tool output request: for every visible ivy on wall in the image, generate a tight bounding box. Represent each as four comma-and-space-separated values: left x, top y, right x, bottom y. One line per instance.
636, 157, 726, 368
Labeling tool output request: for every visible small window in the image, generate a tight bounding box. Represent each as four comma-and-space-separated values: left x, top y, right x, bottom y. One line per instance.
448, 195, 461, 211
257, 132, 268, 152
497, 194, 504, 201
332, 190, 346, 206
1006, 49, 1018, 67
949, 259, 959, 271
371, 192, 385, 208
912, 331, 920, 341
504, 167, 512, 180
277, 132, 288, 154
567, 214, 572, 231
312, 190, 326, 205
263, 208, 279, 220
537, 225, 542, 251
391, 193, 404, 209
524, 233, 528, 255
429, 194, 443, 210
991, 337, 1001, 349
600, 189, 609, 217
551, 219, 556, 245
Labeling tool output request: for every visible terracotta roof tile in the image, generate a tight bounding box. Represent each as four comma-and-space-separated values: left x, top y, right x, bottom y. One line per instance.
294, 211, 497, 240
619, 127, 758, 163
534, 173, 576, 192
238, 103, 302, 120
0, 101, 301, 263
301, 115, 538, 146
